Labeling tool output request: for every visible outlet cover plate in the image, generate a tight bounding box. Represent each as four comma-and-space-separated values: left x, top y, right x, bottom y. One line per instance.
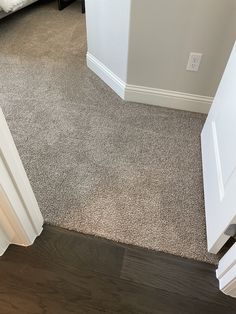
187, 53, 203, 72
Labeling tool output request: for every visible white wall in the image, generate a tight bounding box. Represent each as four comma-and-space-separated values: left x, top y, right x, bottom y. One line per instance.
85, 0, 131, 82
127, 0, 236, 97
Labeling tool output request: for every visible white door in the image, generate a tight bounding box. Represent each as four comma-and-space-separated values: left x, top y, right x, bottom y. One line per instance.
0, 108, 43, 255
201, 41, 236, 254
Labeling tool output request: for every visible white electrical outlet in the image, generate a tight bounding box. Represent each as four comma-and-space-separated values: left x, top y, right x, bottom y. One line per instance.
186, 53, 203, 72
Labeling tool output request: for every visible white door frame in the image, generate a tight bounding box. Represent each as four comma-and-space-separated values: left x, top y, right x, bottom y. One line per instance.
217, 242, 236, 297
0, 108, 43, 255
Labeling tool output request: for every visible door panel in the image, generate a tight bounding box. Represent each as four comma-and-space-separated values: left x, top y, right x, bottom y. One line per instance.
213, 93, 236, 187
201, 42, 236, 253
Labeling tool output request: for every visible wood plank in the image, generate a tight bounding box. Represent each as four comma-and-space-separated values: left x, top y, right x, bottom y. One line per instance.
1, 225, 125, 278
121, 247, 235, 309
0, 225, 235, 313
0, 256, 231, 314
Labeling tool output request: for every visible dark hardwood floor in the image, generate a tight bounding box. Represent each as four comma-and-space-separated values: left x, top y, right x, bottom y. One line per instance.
0, 225, 236, 313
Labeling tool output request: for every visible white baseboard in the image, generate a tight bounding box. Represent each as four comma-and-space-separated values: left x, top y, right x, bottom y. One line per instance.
86, 53, 126, 98
86, 53, 213, 114
125, 85, 212, 114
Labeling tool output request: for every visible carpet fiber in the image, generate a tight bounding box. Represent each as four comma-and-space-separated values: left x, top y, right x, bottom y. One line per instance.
0, 0, 218, 263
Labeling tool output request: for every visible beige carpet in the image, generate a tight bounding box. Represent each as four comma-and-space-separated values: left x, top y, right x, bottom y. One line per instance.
0, 0, 218, 264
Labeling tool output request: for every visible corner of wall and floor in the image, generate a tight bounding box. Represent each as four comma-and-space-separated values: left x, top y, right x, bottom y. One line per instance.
85, 0, 236, 114
86, 52, 213, 114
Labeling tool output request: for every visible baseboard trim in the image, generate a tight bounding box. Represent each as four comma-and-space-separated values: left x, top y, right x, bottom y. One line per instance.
86, 53, 126, 98
86, 53, 213, 113
125, 85, 213, 114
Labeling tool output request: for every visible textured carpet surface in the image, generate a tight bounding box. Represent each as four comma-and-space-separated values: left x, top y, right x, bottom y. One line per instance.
0, 1, 218, 263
